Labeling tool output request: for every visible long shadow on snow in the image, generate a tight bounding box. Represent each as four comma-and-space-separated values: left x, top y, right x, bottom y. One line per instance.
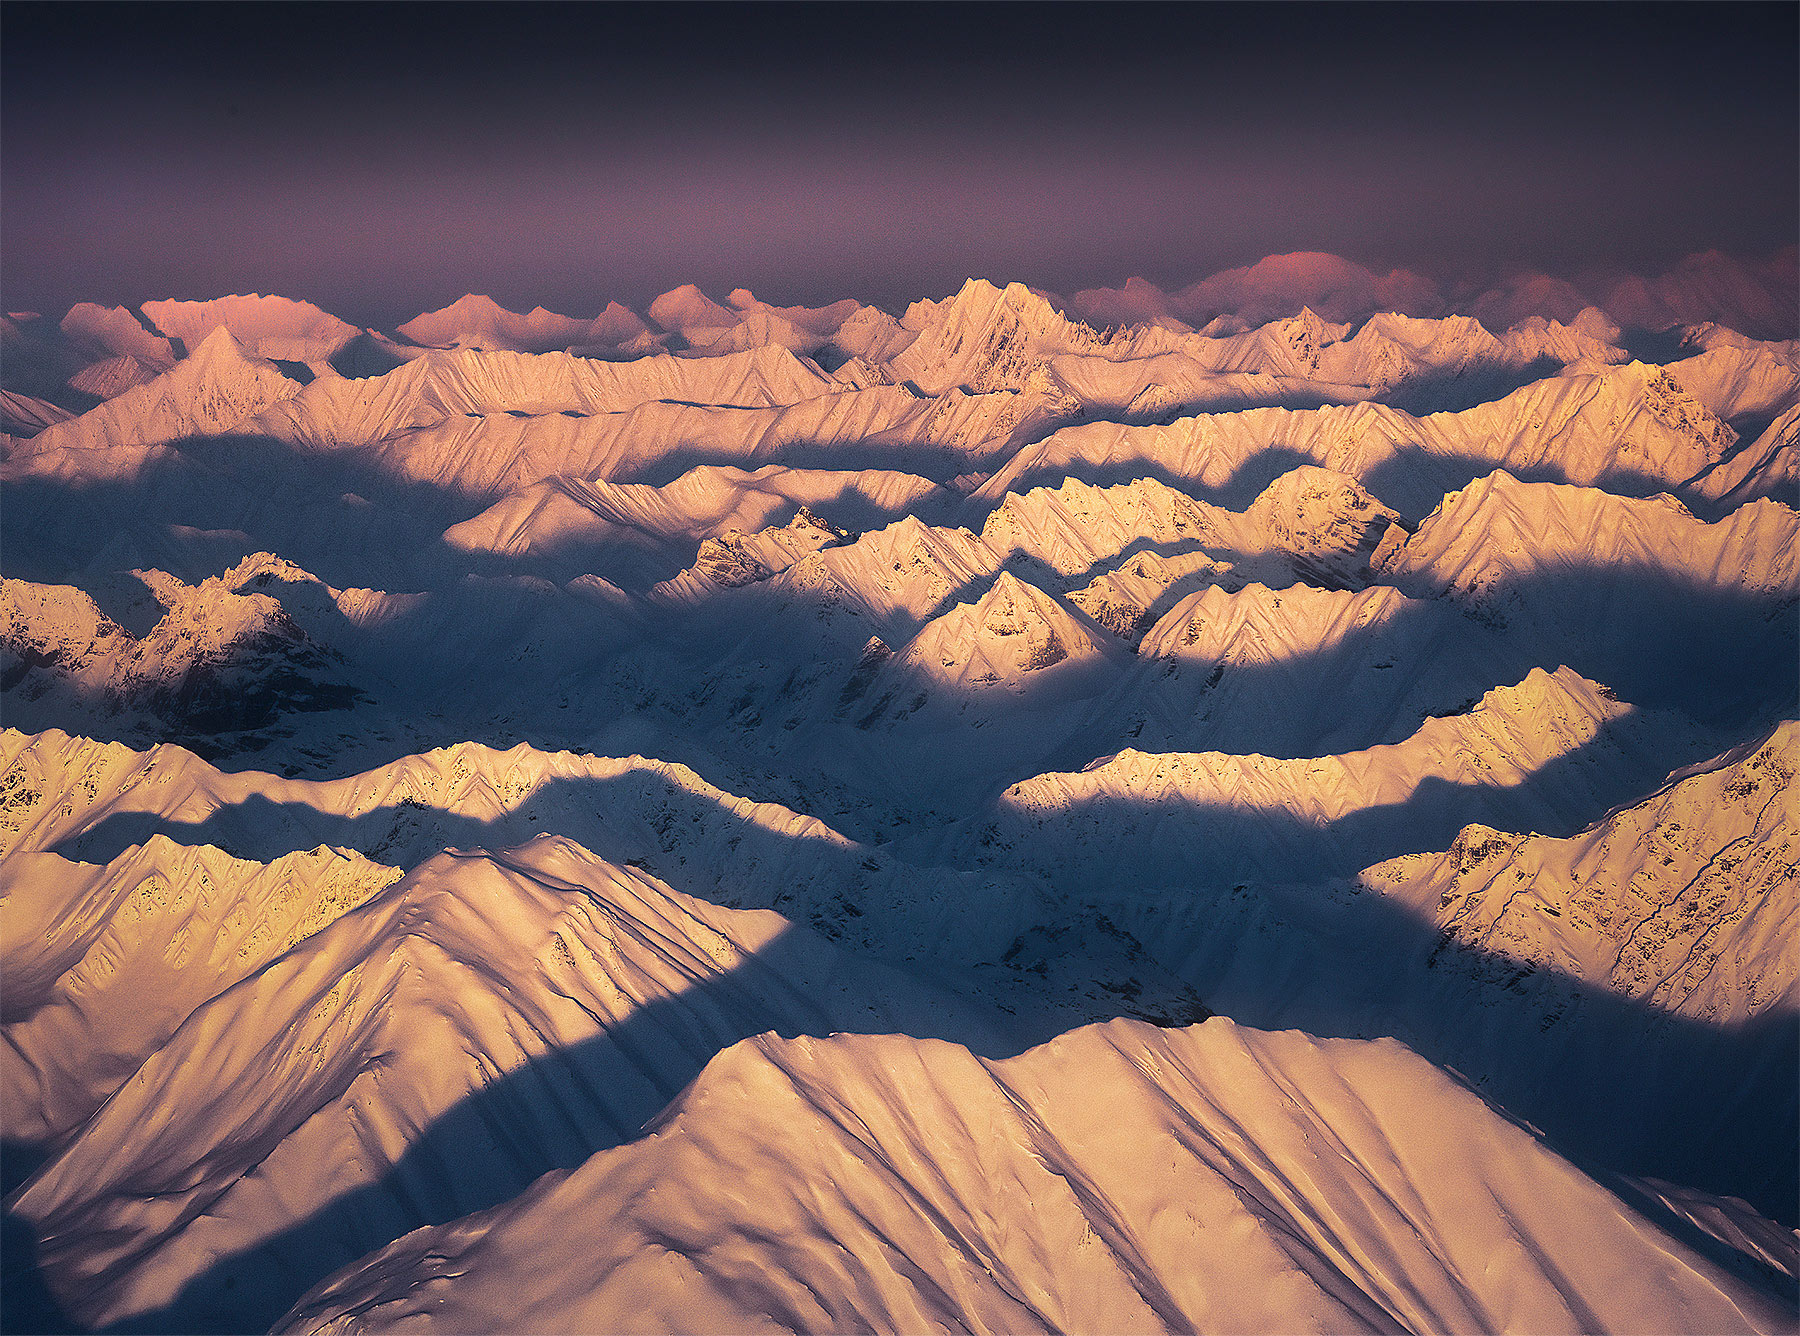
0, 429, 1371, 593
1100, 849, 1800, 1236
956, 703, 1728, 886
0, 913, 966, 1333
1, 411, 1049, 593
723, 560, 1795, 839
989, 439, 1709, 526
9, 826, 1057, 1336
1, 433, 476, 591
35, 694, 1800, 1229
1374, 355, 1568, 416
5, 468, 1793, 863
50, 764, 1021, 942
8, 835, 1794, 1335
12, 549, 1792, 848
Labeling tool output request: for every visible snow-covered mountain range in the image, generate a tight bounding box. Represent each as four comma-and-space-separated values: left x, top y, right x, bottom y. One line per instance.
3, 254, 1795, 1335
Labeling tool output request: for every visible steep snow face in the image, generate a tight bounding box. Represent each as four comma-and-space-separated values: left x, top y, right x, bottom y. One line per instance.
829, 303, 917, 364
3, 263, 1796, 1336
6, 837, 1010, 1332
982, 467, 1396, 584
755, 469, 1403, 651
0, 566, 360, 748
354, 386, 930, 499
886, 569, 1115, 690
66, 353, 162, 400
21, 326, 307, 453
1379, 471, 1798, 604
139, 295, 362, 363
1371, 721, 1799, 1025
1499, 307, 1625, 364
1705, 401, 1799, 511
891, 278, 1106, 397
3, 837, 400, 1141
59, 302, 178, 369
647, 283, 742, 346
671, 505, 850, 593
1657, 340, 1800, 427
440, 464, 918, 590
687, 308, 826, 357
275, 1020, 1789, 1336
981, 358, 1742, 519
1299, 309, 1626, 402
0, 389, 74, 439
0, 725, 1050, 966
766, 513, 1001, 640
1102, 721, 1800, 1226
1120, 580, 1519, 756
2, 308, 176, 413
1376, 472, 1798, 722
986, 667, 1707, 886
256, 342, 846, 449
1041, 291, 1545, 412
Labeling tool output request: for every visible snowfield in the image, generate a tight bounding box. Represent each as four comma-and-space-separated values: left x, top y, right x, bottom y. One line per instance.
3, 255, 1796, 1335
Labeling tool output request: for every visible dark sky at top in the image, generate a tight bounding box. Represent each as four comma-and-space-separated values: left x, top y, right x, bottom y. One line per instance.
3, 1, 1795, 328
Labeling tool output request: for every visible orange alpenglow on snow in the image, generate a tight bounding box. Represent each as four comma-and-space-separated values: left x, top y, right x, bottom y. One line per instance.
7, 11, 1795, 1324
5, 257, 1796, 1334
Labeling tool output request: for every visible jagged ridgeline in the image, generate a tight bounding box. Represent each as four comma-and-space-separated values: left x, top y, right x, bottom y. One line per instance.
2, 259, 1796, 1335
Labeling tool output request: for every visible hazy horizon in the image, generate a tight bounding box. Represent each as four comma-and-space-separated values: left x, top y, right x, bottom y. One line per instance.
4, 8, 1799, 1333
4, 1, 1795, 329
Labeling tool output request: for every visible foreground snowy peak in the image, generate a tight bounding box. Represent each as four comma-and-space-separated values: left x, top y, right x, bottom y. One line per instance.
2, 259, 1795, 1336
0, 723, 1052, 969
6, 836, 1006, 1332
1101, 720, 1799, 1226
276, 1019, 1791, 1336
3, 836, 400, 1141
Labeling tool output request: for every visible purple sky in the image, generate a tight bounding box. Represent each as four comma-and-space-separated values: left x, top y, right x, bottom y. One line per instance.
3, 2, 1795, 328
